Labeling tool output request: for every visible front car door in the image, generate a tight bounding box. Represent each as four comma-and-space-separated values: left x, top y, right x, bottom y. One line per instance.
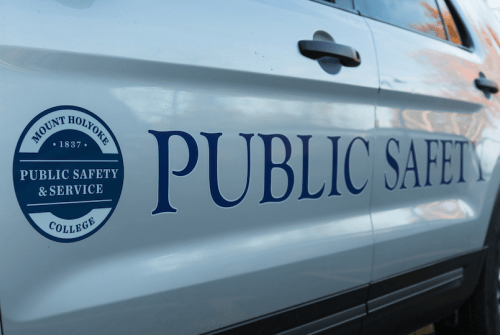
0, 1, 378, 334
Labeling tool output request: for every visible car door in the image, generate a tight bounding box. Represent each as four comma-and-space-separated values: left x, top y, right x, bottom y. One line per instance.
355, 0, 500, 333
0, 0, 379, 334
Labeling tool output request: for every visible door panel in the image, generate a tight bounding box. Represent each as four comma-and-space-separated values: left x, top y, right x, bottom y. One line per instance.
0, 0, 378, 334
362, 0, 495, 281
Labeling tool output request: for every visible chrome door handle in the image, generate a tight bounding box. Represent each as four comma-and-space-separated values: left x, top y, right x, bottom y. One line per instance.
298, 40, 361, 67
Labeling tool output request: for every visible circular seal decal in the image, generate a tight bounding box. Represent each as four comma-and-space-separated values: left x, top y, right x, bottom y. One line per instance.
13, 106, 124, 243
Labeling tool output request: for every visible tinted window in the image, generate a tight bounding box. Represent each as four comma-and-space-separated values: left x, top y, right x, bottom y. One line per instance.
316, 0, 354, 10
436, 0, 462, 45
356, 0, 447, 40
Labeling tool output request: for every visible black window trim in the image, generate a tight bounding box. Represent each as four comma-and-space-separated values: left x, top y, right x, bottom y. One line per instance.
445, 0, 474, 48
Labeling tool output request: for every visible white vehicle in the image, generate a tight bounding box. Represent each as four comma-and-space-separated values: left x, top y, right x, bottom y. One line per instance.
1, 0, 500, 334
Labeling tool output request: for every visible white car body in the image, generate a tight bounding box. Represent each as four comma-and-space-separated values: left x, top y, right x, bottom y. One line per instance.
1, 0, 500, 334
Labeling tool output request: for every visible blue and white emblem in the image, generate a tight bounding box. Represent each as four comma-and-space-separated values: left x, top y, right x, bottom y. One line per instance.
13, 106, 124, 242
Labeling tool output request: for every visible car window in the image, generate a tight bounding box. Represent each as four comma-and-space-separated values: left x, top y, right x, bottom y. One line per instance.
436, 0, 463, 45
315, 0, 354, 10
355, 0, 447, 40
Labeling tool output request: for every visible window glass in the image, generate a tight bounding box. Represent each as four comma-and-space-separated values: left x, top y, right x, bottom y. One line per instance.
318, 0, 354, 10
355, 0, 447, 40
436, 0, 462, 45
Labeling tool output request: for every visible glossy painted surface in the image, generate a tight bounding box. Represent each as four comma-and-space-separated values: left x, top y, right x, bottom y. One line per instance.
365, 0, 500, 280
0, 0, 379, 334
2, 0, 500, 334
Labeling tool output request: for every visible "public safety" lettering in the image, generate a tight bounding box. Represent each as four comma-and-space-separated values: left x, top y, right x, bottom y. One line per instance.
19, 168, 120, 197
149, 131, 484, 215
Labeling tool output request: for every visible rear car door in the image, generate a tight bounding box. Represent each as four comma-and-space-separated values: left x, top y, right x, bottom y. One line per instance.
355, 0, 500, 332
0, 1, 379, 334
